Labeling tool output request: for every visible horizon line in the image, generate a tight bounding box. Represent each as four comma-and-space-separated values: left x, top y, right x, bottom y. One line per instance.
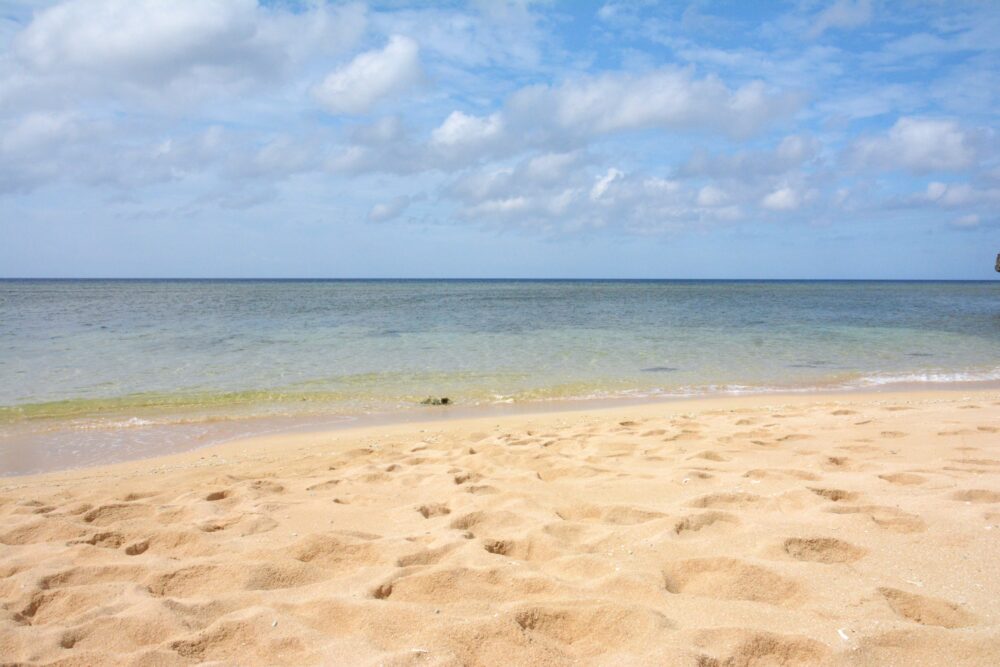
1, 277, 996, 282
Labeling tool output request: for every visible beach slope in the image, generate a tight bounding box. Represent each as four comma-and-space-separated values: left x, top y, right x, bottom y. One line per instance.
2, 391, 999, 665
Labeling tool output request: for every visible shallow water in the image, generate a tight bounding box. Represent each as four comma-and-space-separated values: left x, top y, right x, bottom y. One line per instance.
2, 279, 999, 473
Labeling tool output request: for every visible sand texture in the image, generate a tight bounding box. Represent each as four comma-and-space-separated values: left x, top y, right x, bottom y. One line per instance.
2, 391, 999, 665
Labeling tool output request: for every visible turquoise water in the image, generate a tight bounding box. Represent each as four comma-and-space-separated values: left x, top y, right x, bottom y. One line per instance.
2, 280, 999, 473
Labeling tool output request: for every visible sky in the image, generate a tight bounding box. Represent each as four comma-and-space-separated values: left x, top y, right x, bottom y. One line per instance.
0, 0, 998, 279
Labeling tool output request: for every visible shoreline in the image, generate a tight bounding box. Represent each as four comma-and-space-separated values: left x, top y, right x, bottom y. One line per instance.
5, 385, 998, 483
3, 380, 1000, 478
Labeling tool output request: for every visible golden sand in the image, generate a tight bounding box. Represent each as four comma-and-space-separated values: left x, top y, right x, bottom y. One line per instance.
2, 391, 999, 665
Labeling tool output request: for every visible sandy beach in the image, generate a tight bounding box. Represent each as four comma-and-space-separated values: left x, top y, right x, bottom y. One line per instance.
2, 390, 999, 665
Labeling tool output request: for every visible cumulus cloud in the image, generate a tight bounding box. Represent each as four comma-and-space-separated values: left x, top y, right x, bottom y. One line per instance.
761, 186, 801, 211
505, 68, 799, 141
313, 35, 422, 115
387, 66, 801, 172
0, 0, 995, 252
15, 0, 262, 77
852, 117, 979, 172
429, 111, 504, 162
8, 0, 366, 100
444, 153, 755, 235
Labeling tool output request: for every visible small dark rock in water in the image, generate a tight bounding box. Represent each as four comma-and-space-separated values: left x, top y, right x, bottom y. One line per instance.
421, 397, 451, 406
641, 366, 679, 373
788, 360, 831, 368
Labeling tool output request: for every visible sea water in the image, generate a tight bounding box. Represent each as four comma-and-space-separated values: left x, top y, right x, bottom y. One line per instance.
2, 279, 998, 473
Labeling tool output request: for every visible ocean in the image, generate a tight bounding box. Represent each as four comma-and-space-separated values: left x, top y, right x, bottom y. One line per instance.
2, 279, 998, 474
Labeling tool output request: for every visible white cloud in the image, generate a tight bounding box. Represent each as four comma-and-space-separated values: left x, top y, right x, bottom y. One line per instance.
506, 68, 798, 141
679, 134, 820, 180
0, 110, 79, 153
10, 0, 365, 93
445, 154, 757, 234
398, 67, 800, 172
430, 111, 503, 151
467, 195, 529, 215
950, 213, 979, 228
590, 168, 623, 201
921, 181, 1000, 207
852, 117, 978, 172
697, 184, 728, 207
761, 186, 801, 211
313, 35, 422, 115
810, 0, 872, 38
17, 0, 257, 75
371, 2, 544, 70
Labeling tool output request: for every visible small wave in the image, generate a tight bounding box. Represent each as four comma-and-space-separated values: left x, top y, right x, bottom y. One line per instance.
73, 417, 156, 430
852, 368, 1000, 387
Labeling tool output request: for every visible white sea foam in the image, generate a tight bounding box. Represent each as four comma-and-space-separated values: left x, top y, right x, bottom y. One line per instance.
852, 367, 1000, 387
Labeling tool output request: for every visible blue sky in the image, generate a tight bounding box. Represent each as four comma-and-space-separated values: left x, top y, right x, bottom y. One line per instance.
0, 0, 997, 278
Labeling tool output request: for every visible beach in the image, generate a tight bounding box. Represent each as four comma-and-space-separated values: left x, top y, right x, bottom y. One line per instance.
2, 390, 999, 665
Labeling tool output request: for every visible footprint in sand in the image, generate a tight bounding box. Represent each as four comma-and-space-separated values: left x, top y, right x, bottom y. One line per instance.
482, 535, 560, 562
124, 540, 149, 556
449, 510, 524, 535
289, 533, 383, 572
673, 511, 739, 535
370, 566, 559, 603
417, 503, 450, 518
692, 628, 830, 667
809, 487, 859, 502
821, 455, 859, 471
662, 558, 800, 605
82, 503, 155, 526
878, 587, 976, 628
951, 489, 1000, 503
396, 542, 462, 567
878, 472, 926, 486
305, 479, 340, 492
73, 531, 126, 549
41, 564, 146, 590
952, 458, 1000, 467
512, 603, 674, 650
689, 450, 729, 462
743, 468, 820, 482
783, 537, 865, 563
827, 505, 926, 533
555, 504, 665, 525
686, 492, 762, 510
